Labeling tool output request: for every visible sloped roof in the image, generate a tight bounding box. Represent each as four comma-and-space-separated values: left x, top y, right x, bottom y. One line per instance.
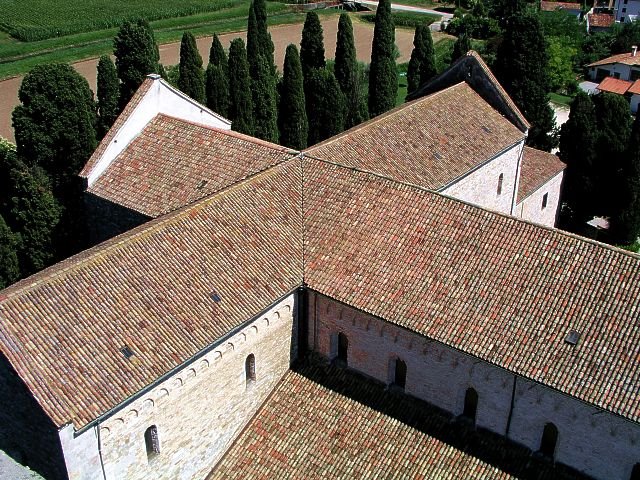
629, 79, 640, 95
303, 158, 640, 423
87, 114, 295, 217
540, 1, 582, 11
587, 12, 615, 28
597, 76, 633, 94
306, 82, 524, 190
589, 51, 640, 67
517, 147, 566, 203
0, 160, 303, 428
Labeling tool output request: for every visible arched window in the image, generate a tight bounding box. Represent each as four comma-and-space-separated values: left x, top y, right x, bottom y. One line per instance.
144, 425, 160, 459
393, 358, 407, 389
497, 173, 504, 195
630, 463, 640, 480
539, 422, 558, 458
245, 354, 256, 386
337, 332, 348, 365
463, 387, 478, 423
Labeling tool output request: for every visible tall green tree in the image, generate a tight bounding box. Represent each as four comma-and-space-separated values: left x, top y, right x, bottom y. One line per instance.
209, 34, 228, 74
494, 12, 556, 151
306, 68, 346, 146
335, 13, 366, 129
252, 55, 279, 142
96, 55, 119, 139
205, 64, 230, 117
558, 92, 598, 226
451, 33, 472, 63
611, 113, 640, 245
113, 19, 160, 108
178, 32, 205, 103
0, 214, 19, 289
368, 0, 398, 118
228, 38, 255, 136
300, 12, 326, 77
406, 24, 436, 95
278, 45, 308, 150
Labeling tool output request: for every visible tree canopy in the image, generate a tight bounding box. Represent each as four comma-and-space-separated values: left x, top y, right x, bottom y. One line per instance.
407, 24, 436, 95
300, 12, 326, 77
278, 44, 308, 150
228, 38, 255, 136
96, 55, 119, 139
178, 31, 205, 103
251, 55, 279, 142
205, 64, 230, 118
368, 0, 397, 118
334, 13, 366, 129
306, 68, 346, 146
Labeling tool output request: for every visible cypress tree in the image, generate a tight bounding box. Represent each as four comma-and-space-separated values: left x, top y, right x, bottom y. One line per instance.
0, 214, 19, 289
228, 38, 255, 136
114, 19, 160, 107
205, 64, 230, 118
451, 33, 472, 63
178, 32, 205, 103
335, 13, 365, 129
209, 34, 228, 74
96, 55, 119, 139
247, 0, 276, 76
252, 55, 279, 142
278, 44, 308, 150
300, 12, 326, 77
406, 24, 436, 95
611, 113, 640, 245
494, 12, 556, 151
306, 68, 346, 146
368, 0, 398, 118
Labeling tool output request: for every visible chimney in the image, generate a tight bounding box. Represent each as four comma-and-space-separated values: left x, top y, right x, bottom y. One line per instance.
633, 46, 638, 57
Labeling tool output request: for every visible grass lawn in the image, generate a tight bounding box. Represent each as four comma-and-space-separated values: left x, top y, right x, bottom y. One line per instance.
549, 92, 574, 106
361, 11, 441, 28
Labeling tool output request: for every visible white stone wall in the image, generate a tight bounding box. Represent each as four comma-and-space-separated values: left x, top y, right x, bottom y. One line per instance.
58, 425, 102, 480
440, 141, 524, 216
307, 293, 640, 480
589, 63, 633, 81
514, 171, 564, 227
60, 295, 295, 480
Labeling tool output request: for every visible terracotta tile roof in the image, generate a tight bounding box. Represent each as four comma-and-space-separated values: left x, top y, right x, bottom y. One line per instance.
540, 1, 582, 11
0, 160, 303, 428
209, 367, 516, 480
597, 76, 633, 94
517, 147, 566, 203
629, 79, 640, 95
303, 158, 640, 423
589, 51, 640, 67
587, 12, 615, 28
87, 114, 295, 217
306, 82, 524, 190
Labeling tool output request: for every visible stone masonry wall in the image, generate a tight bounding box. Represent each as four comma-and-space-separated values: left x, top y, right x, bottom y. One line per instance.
440, 141, 524, 216
515, 171, 564, 228
61, 295, 296, 480
306, 293, 640, 480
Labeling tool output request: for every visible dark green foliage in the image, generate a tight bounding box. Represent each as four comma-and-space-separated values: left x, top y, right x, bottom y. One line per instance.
578, 31, 613, 68
0, 215, 20, 289
451, 33, 472, 63
158, 63, 168, 81
611, 114, 640, 245
228, 38, 255, 135
113, 19, 160, 107
209, 34, 228, 74
611, 21, 640, 54
445, 13, 500, 39
247, 0, 276, 76
252, 55, 279, 142
300, 12, 326, 77
335, 14, 366, 129
306, 68, 346, 146
13, 63, 97, 190
495, 12, 556, 151
407, 25, 436, 95
558, 92, 598, 225
96, 55, 120, 139
178, 31, 205, 103
278, 44, 308, 149
368, 0, 397, 118
205, 64, 230, 117
361, 12, 439, 29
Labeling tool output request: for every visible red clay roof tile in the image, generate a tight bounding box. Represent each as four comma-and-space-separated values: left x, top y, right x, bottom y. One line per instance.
597, 77, 633, 95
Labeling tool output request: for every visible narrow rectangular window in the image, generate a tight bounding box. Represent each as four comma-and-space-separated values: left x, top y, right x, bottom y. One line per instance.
497, 173, 504, 195
542, 193, 548, 209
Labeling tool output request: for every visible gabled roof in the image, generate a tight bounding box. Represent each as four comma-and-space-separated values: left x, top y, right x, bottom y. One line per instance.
597, 76, 633, 94
587, 12, 615, 28
540, 1, 582, 11
87, 114, 295, 217
517, 147, 566, 203
629, 79, 640, 95
589, 51, 640, 67
306, 82, 524, 191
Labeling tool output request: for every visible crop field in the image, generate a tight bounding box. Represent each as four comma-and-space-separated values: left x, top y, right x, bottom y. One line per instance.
0, 0, 248, 41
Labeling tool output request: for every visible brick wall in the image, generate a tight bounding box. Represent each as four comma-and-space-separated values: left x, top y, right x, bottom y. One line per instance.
515, 171, 564, 227
307, 292, 640, 480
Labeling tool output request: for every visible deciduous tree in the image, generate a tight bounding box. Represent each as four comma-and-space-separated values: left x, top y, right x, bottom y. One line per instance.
368, 0, 398, 118
278, 44, 308, 149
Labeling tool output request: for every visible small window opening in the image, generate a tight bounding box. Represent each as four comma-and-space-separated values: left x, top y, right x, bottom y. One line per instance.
630, 463, 640, 480
463, 387, 479, 423
392, 358, 407, 389
210, 290, 221, 303
497, 173, 504, 195
539, 422, 558, 458
120, 345, 134, 359
542, 193, 548, 209
245, 354, 256, 386
565, 329, 580, 346
197, 180, 208, 190
144, 425, 160, 460
337, 332, 349, 365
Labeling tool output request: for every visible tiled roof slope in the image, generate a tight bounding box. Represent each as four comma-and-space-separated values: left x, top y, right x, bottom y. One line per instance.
587, 12, 615, 28
597, 77, 633, 94
303, 158, 640, 422
210, 367, 514, 480
306, 82, 524, 191
589, 51, 640, 67
540, 1, 582, 11
517, 147, 565, 203
0, 160, 303, 428
88, 114, 295, 217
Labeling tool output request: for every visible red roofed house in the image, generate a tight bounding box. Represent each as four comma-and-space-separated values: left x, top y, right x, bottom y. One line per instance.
589, 47, 640, 111
0, 51, 639, 480
540, 1, 583, 18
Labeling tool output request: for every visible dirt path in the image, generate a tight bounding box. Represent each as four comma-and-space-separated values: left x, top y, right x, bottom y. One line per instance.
0, 18, 430, 142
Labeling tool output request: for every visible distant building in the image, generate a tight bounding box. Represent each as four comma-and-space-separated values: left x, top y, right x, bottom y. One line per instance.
614, 0, 640, 22
589, 47, 640, 111
540, 1, 583, 19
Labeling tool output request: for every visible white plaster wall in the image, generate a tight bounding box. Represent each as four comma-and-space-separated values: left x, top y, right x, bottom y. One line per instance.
87, 76, 231, 186
440, 141, 524, 216
590, 64, 633, 81
515, 171, 564, 227
308, 293, 640, 480
58, 424, 102, 480
63, 295, 294, 480
631, 94, 640, 113
616, 0, 640, 21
